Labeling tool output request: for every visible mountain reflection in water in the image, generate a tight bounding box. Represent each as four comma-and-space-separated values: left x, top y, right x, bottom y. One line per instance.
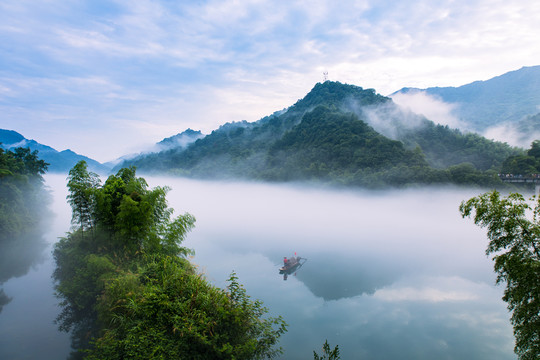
1, 174, 517, 360
155, 177, 516, 360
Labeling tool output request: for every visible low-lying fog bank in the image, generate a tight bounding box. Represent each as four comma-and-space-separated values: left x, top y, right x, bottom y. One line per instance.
146, 176, 515, 360
0, 174, 515, 359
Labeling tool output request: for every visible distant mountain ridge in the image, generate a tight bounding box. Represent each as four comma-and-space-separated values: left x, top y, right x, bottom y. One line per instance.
393, 65, 540, 132
157, 129, 205, 150
120, 81, 519, 188
0, 129, 108, 173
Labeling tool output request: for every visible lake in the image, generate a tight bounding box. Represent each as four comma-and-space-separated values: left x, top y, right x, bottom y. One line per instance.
0, 174, 516, 359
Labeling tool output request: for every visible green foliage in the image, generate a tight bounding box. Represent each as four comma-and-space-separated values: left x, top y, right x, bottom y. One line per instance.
0, 146, 49, 236
313, 340, 341, 360
501, 141, 540, 175
121, 81, 516, 188
528, 140, 540, 158
67, 161, 101, 236
0, 146, 49, 316
264, 106, 434, 187
55, 162, 286, 359
460, 191, 540, 359
402, 122, 519, 171
88, 263, 286, 360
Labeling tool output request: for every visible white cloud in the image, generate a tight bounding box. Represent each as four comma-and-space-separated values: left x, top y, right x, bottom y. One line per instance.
390, 91, 469, 129
375, 285, 477, 303
484, 123, 540, 148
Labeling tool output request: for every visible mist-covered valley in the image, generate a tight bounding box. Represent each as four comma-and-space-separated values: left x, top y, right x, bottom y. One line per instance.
1, 73, 538, 359
0, 160, 524, 359
151, 176, 516, 359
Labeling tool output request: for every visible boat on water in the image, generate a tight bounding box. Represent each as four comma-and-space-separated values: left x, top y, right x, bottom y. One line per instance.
279, 255, 307, 280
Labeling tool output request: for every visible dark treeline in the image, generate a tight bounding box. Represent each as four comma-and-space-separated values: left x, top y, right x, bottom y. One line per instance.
54, 161, 287, 359
0, 146, 49, 235
501, 140, 540, 175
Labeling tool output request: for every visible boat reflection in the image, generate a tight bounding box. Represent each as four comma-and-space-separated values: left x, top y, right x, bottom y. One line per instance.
279, 254, 307, 280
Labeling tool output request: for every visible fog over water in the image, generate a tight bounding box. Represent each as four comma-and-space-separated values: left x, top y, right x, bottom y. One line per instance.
148, 176, 516, 360
0, 174, 516, 359
0, 174, 71, 360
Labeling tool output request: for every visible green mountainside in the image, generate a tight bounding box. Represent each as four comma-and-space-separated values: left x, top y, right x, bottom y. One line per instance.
122, 81, 519, 188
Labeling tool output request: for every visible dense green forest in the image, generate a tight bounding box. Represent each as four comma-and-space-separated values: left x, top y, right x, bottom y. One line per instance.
55, 161, 286, 359
0, 146, 49, 236
460, 191, 540, 359
123, 81, 520, 188
501, 140, 540, 175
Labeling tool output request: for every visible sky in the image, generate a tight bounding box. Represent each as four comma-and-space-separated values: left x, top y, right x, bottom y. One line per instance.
1, 0, 540, 163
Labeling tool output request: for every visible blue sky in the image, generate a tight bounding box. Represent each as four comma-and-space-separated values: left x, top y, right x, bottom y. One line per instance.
1, 0, 539, 162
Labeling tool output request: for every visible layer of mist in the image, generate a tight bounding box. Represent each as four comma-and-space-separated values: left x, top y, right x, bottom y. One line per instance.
390, 91, 468, 130
0, 174, 516, 359
0, 175, 71, 360
145, 176, 516, 360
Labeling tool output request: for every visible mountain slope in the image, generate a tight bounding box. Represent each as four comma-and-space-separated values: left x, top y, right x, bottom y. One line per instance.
0, 129, 109, 173
123, 81, 518, 187
393, 65, 540, 131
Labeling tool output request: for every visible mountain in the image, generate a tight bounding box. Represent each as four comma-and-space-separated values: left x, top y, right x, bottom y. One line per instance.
157, 129, 205, 150
0, 129, 109, 174
120, 81, 518, 188
105, 129, 206, 169
392, 66, 540, 135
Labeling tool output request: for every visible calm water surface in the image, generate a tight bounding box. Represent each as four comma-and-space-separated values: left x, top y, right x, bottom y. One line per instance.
0, 174, 71, 360
0, 174, 516, 359
157, 176, 516, 360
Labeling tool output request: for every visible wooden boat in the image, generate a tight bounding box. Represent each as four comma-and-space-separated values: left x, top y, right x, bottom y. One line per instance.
279, 255, 306, 280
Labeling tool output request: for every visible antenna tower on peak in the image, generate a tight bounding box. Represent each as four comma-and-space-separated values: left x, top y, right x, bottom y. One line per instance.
323, 71, 329, 82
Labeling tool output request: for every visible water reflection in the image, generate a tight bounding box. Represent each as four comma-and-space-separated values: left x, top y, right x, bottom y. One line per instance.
149, 177, 516, 360
293, 252, 399, 300
0, 217, 48, 313
0, 174, 71, 360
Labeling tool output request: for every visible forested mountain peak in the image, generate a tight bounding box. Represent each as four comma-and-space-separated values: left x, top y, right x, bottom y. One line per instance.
122, 80, 519, 188
289, 81, 390, 113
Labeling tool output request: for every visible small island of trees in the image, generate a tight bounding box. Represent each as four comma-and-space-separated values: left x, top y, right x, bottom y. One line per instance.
54, 160, 287, 359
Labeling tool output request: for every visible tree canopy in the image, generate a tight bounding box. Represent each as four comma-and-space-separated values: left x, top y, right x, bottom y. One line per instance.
55, 161, 287, 359
460, 191, 540, 359
0, 146, 48, 236
501, 140, 540, 175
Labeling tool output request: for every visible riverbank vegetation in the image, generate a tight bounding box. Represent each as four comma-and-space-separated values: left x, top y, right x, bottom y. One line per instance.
0, 146, 49, 236
0, 146, 49, 313
460, 191, 540, 359
54, 161, 287, 359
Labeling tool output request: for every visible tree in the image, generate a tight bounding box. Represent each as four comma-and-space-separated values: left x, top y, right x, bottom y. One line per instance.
0, 146, 48, 236
67, 161, 101, 237
55, 163, 287, 359
460, 191, 540, 359
527, 140, 540, 159
313, 340, 340, 360
88, 266, 287, 360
